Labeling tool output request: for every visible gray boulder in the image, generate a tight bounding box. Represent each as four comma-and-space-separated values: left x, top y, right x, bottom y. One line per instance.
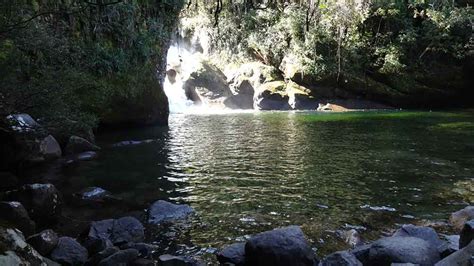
353, 236, 440, 265
0, 227, 51, 265
26, 229, 58, 256
87, 246, 120, 265
216, 242, 246, 265
65, 135, 100, 155
435, 240, 474, 266
393, 224, 444, 250
459, 219, 474, 248
84, 217, 144, 253
0, 201, 36, 236
98, 249, 139, 266
450, 206, 474, 232
438, 234, 460, 258
6, 183, 62, 225
245, 225, 317, 266
50, 237, 89, 265
148, 200, 194, 225
319, 251, 362, 266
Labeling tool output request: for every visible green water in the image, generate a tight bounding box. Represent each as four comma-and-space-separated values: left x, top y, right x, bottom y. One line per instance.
62, 110, 474, 256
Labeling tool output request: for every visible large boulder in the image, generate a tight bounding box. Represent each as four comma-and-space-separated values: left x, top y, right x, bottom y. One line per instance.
0, 201, 36, 236
65, 135, 100, 155
50, 237, 89, 265
26, 229, 59, 256
0, 227, 51, 265
393, 224, 444, 251
253, 81, 290, 110
319, 251, 362, 266
216, 242, 246, 265
83, 216, 145, 253
225, 62, 282, 109
183, 61, 232, 107
287, 81, 317, 110
450, 206, 474, 232
435, 240, 474, 266
245, 226, 317, 266
352, 236, 440, 265
6, 183, 62, 225
5, 114, 62, 164
459, 219, 474, 248
147, 200, 194, 225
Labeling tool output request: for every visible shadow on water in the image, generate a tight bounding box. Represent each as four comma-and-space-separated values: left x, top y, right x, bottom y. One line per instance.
58, 110, 474, 256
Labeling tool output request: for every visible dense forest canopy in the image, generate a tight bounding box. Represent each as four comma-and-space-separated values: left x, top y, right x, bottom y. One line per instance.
0, 0, 472, 138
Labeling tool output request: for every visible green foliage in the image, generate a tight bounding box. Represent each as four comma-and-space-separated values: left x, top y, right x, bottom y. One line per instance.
182, 0, 472, 102
0, 0, 184, 137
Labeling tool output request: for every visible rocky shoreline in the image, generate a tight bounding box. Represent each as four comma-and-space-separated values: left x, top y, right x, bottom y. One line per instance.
1, 114, 474, 265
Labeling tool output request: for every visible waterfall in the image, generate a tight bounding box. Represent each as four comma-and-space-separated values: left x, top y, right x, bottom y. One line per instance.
164, 32, 207, 114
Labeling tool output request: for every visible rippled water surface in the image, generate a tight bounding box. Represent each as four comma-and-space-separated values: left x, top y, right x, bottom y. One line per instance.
64, 110, 474, 255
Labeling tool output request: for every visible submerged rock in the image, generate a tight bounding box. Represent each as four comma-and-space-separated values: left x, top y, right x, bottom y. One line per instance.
216, 242, 246, 265
65, 135, 100, 155
73, 187, 119, 205
319, 251, 362, 266
0, 201, 36, 236
98, 248, 139, 266
245, 225, 317, 266
147, 200, 194, 225
158, 254, 202, 266
26, 229, 58, 256
459, 219, 474, 248
120, 242, 158, 258
87, 246, 119, 265
50, 237, 89, 265
353, 236, 440, 265
449, 206, 474, 232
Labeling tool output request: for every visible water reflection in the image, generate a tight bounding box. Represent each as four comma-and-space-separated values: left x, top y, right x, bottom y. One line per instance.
63, 111, 474, 255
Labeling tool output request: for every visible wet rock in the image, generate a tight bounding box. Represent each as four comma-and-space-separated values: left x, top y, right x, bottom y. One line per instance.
435, 240, 474, 266
73, 187, 119, 205
39, 135, 62, 159
245, 225, 317, 266
0, 227, 51, 264
393, 224, 444, 250
87, 246, 119, 265
148, 200, 194, 225
98, 248, 139, 266
353, 236, 440, 265
253, 81, 290, 110
0, 201, 36, 236
0, 172, 19, 191
65, 135, 100, 155
77, 151, 98, 160
158, 254, 201, 266
84, 217, 144, 253
438, 234, 459, 258
121, 242, 158, 258
216, 242, 246, 265
26, 229, 58, 256
319, 251, 362, 266
449, 206, 474, 231
5, 114, 61, 164
50, 237, 89, 265
182, 61, 233, 107
112, 139, 155, 147
459, 219, 474, 248
6, 183, 62, 225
